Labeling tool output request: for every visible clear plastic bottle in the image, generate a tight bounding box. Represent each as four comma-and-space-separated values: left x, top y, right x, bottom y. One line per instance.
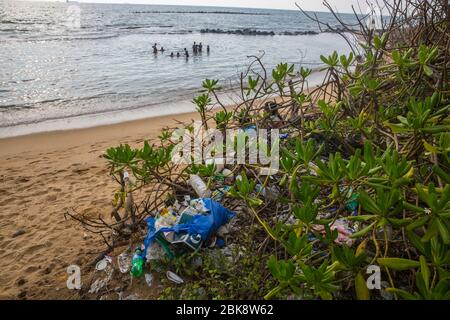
189, 174, 211, 198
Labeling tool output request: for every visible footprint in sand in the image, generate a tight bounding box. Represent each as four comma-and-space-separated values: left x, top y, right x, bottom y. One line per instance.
0, 199, 13, 206
24, 265, 40, 273
23, 243, 47, 255
16, 177, 30, 183
45, 194, 57, 202
29, 190, 48, 197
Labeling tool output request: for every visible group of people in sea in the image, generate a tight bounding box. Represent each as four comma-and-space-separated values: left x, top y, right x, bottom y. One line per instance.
152, 42, 210, 59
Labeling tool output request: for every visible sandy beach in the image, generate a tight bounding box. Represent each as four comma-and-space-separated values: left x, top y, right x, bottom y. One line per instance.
0, 111, 200, 299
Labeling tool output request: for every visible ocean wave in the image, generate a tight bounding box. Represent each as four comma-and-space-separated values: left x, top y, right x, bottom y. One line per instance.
0, 28, 31, 33
120, 26, 145, 30
0, 19, 52, 25
200, 28, 319, 36
132, 11, 271, 16
0, 98, 64, 110
108, 23, 173, 29
7, 33, 121, 42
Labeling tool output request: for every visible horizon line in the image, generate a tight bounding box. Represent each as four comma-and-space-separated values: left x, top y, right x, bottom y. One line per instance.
12, 0, 359, 15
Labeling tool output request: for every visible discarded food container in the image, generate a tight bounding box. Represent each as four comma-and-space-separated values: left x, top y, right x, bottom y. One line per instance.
166, 271, 184, 284
170, 210, 202, 250
172, 232, 203, 251
117, 251, 131, 273
190, 174, 211, 198
95, 257, 109, 271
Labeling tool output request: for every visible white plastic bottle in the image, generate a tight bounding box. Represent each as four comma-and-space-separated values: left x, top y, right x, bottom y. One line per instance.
189, 174, 211, 198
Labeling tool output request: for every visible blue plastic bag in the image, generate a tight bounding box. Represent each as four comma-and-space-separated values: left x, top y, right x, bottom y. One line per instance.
142, 198, 235, 258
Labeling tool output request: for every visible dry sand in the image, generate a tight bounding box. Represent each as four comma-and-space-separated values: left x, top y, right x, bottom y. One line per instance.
0, 111, 200, 299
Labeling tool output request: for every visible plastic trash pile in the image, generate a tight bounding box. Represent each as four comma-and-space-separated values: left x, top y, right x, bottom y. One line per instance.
130, 190, 236, 278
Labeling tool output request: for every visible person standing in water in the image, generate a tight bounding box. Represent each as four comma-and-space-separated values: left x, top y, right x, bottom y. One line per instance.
152, 43, 158, 54
207, 45, 210, 54
170, 52, 174, 58
177, 52, 180, 58
193, 42, 197, 54
160, 47, 165, 53
184, 48, 189, 58
199, 42, 203, 53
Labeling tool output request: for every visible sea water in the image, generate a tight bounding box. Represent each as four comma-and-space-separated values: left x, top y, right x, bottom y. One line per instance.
0, 1, 357, 137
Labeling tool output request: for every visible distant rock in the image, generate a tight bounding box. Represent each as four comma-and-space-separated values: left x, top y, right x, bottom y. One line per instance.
200, 28, 319, 36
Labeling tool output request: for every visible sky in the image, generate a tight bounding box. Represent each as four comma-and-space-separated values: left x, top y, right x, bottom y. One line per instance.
22, 0, 371, 13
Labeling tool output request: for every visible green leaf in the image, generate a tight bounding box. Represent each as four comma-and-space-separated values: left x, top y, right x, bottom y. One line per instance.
423, 65, 433, 77
432, 165, 450, 184
420, 125, 450, 134
422, 219, 439, 242
267, 255, 279, 278
358, 190, 379, 214
320, 55, 329, 66
347, 215, 377, 222
355, 272, 370, 300
406, 216, 429, 231
384, 122, 411, 133
419, 256, 430, 291
436, 218, 450, 244
377, 258, 420, 270
406, 231, 426, 255
387, 217, 412, 228
423, 140, 439, 153
373, 36, 381, 49
386, 288, 419, 300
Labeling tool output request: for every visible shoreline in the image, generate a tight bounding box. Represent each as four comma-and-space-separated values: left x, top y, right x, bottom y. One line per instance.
0, 70, 326, 140
0, 90, 242, 139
